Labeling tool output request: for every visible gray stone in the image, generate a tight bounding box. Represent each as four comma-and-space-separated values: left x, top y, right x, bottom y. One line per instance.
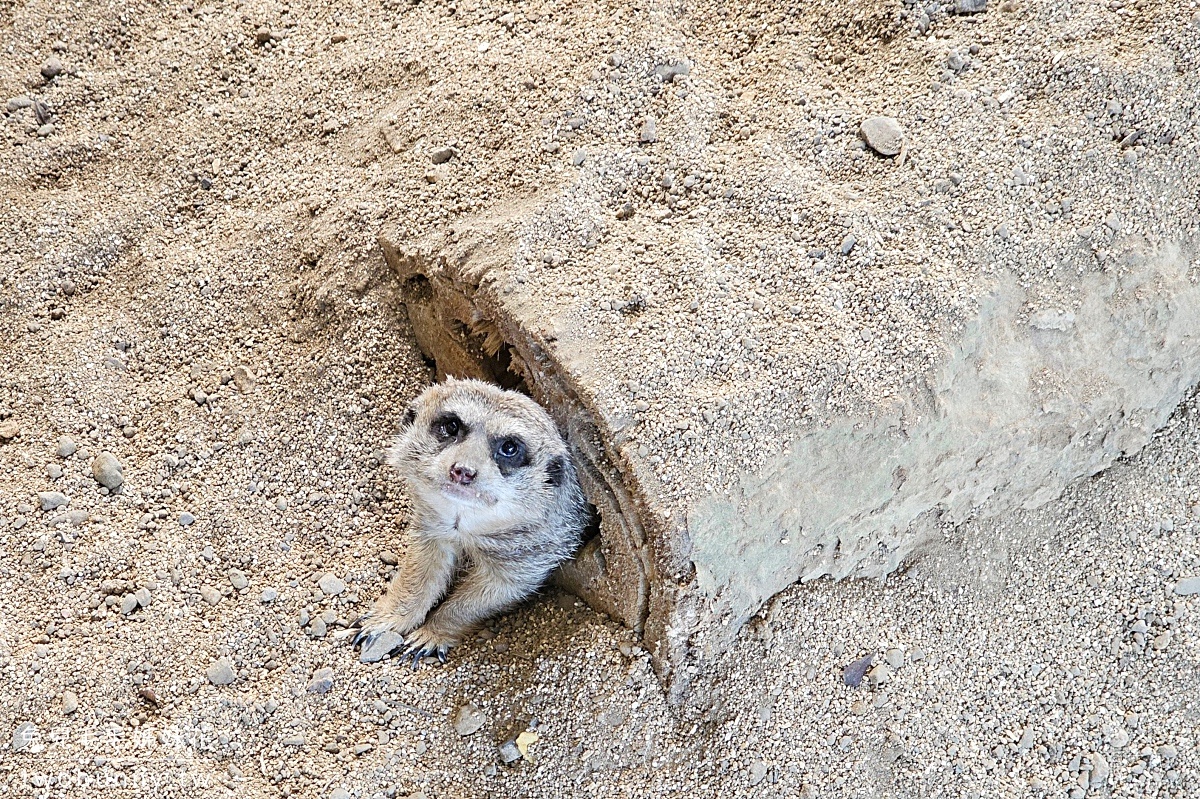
840, 233, 857, 256
232, 365, 256, 393
48, 509, 88, 527
884, 648, 905, 669
330, 790, 351, 799
1172, 577, 1200, 595
307, 617, 328, 637
228, 569, 248, 590
497, 739, 522, 764
843, 654, 874, 687
748, 760, 768, 786
56, 436, 76, 457
62, 691, 78, 715
1090, 752, 1110, 786
956, 0, 986, 13
135, 587, 153, 608
200, 586, 222, 605
282, 736, 306, 747
430, 146, 455, 164
260, 587, 279, 602
46, 463, 63, 480
12, 721, 37, 752
178, 512, 195, 526
318, 573, 346, 596
639, 116, 657, 143
453, 703, 486, 736
306, 667, 335, 694
91, 452, 124, 490
41, 58, 63, 79
859, 116, 905, 156
205, 658, 236, 686
359, 630, 404, 663
38, 492, 69, 511
120, 594, 139, 615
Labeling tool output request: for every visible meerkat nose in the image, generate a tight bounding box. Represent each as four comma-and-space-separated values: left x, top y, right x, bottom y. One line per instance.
449, 464, 477, 485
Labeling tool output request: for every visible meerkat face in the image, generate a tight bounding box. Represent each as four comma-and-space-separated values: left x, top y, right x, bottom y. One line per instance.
387, 378, 572, 530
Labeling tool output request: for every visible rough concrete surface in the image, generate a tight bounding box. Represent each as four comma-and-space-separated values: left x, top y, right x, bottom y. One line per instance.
2, 0, 1200, 796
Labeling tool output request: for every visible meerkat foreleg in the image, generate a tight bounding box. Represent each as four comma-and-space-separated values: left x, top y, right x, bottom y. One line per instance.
353, 536, 455, 650
401, 560, 542, 665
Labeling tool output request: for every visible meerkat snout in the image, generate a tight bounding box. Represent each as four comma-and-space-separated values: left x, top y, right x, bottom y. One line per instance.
353, 377, 588, 667
448, 464, 475, 485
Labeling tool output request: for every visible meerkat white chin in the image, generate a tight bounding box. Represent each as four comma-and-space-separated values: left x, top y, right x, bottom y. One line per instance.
352, 377, 588, 667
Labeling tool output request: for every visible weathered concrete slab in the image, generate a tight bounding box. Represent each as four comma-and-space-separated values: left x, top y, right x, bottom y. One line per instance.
379, 3, 1200, 700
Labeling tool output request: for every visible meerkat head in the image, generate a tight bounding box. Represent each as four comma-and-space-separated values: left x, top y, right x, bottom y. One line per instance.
386, 378, 575, 525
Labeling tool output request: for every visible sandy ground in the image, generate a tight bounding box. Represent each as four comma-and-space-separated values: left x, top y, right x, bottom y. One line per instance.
1, 0, 1199, 797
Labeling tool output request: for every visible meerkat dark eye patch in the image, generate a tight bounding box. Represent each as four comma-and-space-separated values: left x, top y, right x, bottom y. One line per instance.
490, 435, 530, 475
545, 455, 566, 487
431, 413, 467, 444
401, 406, 417, 428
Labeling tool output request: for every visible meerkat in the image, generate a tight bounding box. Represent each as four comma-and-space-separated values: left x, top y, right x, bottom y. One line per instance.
352, 377, 587, 667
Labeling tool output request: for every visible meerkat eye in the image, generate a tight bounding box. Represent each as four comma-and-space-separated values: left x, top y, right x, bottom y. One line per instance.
491, 436, 530, 475
431, 414, 465, 442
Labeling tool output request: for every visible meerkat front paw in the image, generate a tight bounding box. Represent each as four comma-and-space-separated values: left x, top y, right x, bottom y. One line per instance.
400, 624, 458, 670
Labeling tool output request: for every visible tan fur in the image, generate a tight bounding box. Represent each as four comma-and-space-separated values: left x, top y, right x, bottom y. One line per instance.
352, 377, 586, 665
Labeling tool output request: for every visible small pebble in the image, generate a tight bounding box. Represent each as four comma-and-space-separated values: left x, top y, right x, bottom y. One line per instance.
228, 569, 248, 590
843, 654, 874, 687
454, 704, 486, 736
379, 550, 399, 565
91, 451, 124, 490
884, 648, 905, 669
12, 721, 38, 752
62, 691, 78, 715
200, 586, 222, 606
178, 512, 195, 526
41, 58, 63, 79
859, 116, 905, 156
205, 658, 236, 686
498, 739, 522, 764
840, 233, 857, 256
38, 492, 69, 511
0, 420, 19, 441
360, 630, 404, 663
430, 146, 455, 164
306, 667, 335, 694
640, 116, 657, 143
135, 587, 152, 608
260, 588, 279, 602
318, 573, 347, 596
119, 594, 139, 615
1172, 577, 1200, 595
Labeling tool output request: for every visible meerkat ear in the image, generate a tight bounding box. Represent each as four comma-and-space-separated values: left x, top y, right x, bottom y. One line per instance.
546, 455, 567, 487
